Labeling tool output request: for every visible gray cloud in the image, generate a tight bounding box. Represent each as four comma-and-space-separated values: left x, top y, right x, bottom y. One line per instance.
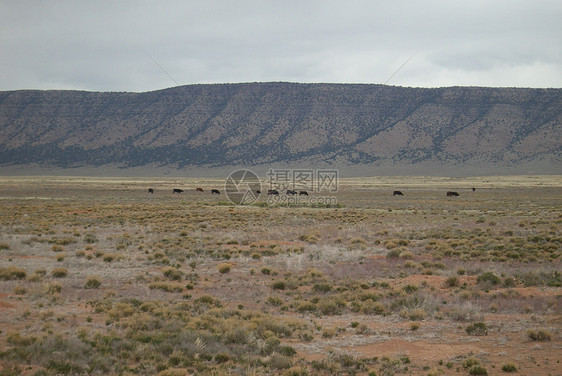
1, 0, 560, 92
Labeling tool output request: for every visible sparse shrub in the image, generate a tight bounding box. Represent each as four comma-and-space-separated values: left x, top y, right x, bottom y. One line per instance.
0, 242, 10, 250
465, 322, 488, 336
51, 244, 64, 252
468, 365, 488, 375
47, 282, 62, 294
6, 331, 36, 346
261, 267, 271, 275
51, 267, 68, 278
361, 301, 387, 315
318, 297, 346, 315
400, 308, 427, 321
13, 285, 27, 295
0, 266, 26, 280
270, 353, 292, 369
445, 276, 459, 287
84, 276, 102, 289
312, 283, 333, 293
402, 284, 418, 293
214, 353, 230, 363
162, 266, 183, 280
527, 329, 552, 341
267, 296, 283, 306
399, 251, 414, 260
149, 282, 183, 293
272, 281, 286, 290
410, 322, 420, 331
103, 253, 120, 262
217, 263, 232, 274
477, 271, 501, 286
501, 363, 517, 372
386, 248, 401, 258
462, 358, 481, 369
503, 276, 516, 287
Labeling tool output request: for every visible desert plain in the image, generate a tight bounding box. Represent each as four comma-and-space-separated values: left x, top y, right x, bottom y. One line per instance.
0, 175, 560, 376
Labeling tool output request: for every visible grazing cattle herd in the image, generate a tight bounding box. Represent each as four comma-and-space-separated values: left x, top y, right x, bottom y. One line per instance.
147, 187, 471, 198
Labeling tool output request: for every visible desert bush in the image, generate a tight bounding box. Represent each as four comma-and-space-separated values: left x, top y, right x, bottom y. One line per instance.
51, 267, 68, 278
312, 283, 333, 293
270, 353, 292, 369
402, 284, 418, 294
465, 322, 488, 336
266, 296, 283, 306
13, 285, 27, 295
0, 266, 26, 280
444, 276, 459, 287
214, 352, 230, 363
503, 276, 516, 287
400, 308, 427, 321
462, 358, 481, 369
361, 301, 387, 315
477, 271, 501, 287
149, 282, 183, 293
103, 253, 121, 262
501, 363, 517, 372
6, 331, 36, 346
47, 282, 62, 294
527, 329, 552, 341
468, 365, 488, 375
272, 280, 286, 290
162, 266, 183, 280
386, 249, 401, 258
0, 242, 10, 250
399, 251, 414, 259
518, 270, 561, 287
217, 263, 232, 274
317, 297, 345, 315
51, 244, 64, 252
84, 276, 102, 289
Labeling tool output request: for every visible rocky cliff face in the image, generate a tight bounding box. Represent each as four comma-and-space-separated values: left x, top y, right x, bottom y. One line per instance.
0, 83, 560, 175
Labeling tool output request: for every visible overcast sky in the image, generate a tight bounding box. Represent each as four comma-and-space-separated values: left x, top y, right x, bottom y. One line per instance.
1, 0, 561, 92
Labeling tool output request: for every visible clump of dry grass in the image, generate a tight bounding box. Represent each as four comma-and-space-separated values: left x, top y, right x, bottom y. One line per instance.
0, 266, 26, 280
51, 268, 68, 278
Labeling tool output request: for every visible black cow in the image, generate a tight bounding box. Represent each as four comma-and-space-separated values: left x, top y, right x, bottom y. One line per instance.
173, 189, 183, 194
472, 187, 476, 192
148, 188, 154, 194
267, 189, 279, 195
393, 191, 403, 196
211, 189, 220, 194
286, 189, 297, 195
196, 187, 204, 192
256, 190, 261, 194
446, 191, 459, 197
299, 191, 308, 196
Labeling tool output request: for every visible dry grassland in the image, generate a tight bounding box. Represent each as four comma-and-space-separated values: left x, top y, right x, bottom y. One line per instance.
0, 176, 560, 376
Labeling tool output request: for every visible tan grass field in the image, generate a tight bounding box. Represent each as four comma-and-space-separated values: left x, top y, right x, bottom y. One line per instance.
0, 175, 560, 376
